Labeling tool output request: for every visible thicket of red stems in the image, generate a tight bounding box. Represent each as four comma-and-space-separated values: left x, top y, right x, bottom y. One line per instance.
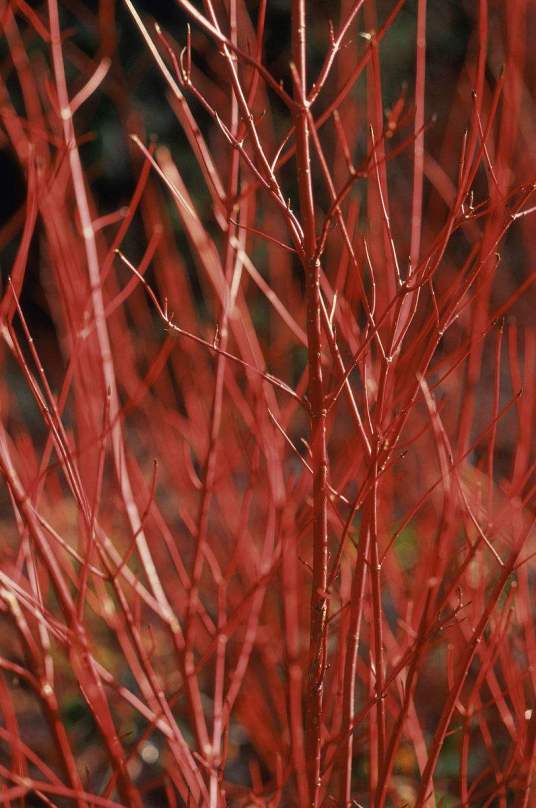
0, 0, 536, 805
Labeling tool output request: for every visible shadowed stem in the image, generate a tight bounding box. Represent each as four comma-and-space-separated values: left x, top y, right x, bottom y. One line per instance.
292, 2, 329, 805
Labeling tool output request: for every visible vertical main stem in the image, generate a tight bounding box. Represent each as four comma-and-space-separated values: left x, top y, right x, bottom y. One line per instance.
304, 231, 329, 808
292, 3, 328, 805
